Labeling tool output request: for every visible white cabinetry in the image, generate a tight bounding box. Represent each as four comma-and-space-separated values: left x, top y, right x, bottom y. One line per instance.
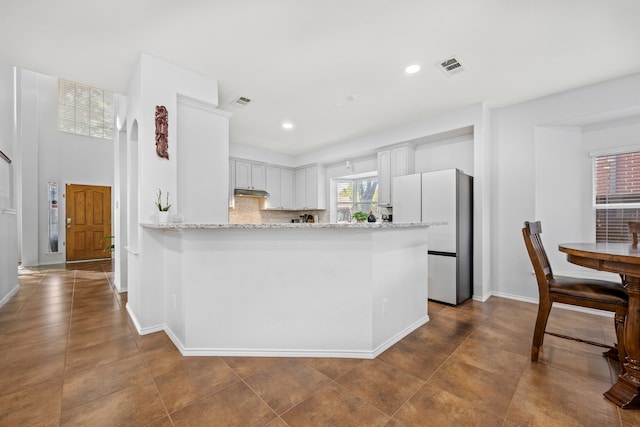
251, 163, 266, 190
377, 150, 391, 206
294, 165, 326, 210
391, 145, 414, 177
234, 160, 266, 190
235, 161, 250, 189
280, 169, 294, 209
294, 169, 306, 210
265, 166, 294, 210
377, 145, 415, 206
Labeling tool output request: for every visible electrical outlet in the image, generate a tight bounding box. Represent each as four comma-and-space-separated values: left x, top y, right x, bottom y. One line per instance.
382, 298, 389, 315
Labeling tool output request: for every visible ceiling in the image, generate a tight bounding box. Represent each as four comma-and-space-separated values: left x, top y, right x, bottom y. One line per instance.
1, 0, 640, 156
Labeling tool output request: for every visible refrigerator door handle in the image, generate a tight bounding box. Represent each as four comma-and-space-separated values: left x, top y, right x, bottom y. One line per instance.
428, 250, 457, 257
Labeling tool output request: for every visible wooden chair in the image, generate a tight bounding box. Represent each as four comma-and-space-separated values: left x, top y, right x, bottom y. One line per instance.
522, 221, 628, 364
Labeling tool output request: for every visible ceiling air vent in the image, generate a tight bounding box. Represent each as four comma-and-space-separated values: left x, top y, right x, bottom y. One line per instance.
229, 95, 252, 108
437, 56, 465, 76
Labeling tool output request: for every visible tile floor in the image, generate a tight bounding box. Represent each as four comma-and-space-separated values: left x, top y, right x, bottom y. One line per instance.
1, 260, 640, 426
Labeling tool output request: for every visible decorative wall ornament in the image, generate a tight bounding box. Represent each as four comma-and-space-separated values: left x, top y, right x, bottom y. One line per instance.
155, 105, 169, 159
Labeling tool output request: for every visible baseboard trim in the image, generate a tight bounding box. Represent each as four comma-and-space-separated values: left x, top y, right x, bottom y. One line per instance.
0, 283, 19, 308
160, 315, 430, 359
472, 293, 492, 302
125, 303, 164, 335
371, 314, 430, 358
490, 291, 615, 318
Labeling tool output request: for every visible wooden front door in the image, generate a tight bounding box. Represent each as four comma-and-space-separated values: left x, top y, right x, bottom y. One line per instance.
66, 184, 112, 262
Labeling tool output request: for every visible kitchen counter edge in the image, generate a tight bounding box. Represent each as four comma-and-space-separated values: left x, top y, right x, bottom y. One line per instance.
140, 222, 428, 230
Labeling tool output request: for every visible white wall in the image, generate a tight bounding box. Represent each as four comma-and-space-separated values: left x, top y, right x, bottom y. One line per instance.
414, 134, 474, 176
0, 63, 18, 305
127, 54, 221, 225
325, 155, 378, 181
113, 121, 128, 292
0, 65, 14, 210
491, 73, 640, 301
533, 126, 585, 279
230, 143, 296, 168
19, 70, 114, 266
177, 96, 231, 223
125, 54, 227, 333
19, 71, 38, 266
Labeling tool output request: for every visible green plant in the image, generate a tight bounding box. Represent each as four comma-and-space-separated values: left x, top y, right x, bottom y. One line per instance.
102, 235, 114, 252
156, 188, 172, 212
352, 211, 368, 222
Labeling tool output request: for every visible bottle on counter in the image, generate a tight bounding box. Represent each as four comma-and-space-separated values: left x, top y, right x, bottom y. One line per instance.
367, 211, 376, 223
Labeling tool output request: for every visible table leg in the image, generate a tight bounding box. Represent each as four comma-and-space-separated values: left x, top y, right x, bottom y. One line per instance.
605, 276, 640, 408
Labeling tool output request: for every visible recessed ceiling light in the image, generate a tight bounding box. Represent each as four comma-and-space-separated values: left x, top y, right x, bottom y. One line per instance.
405, 64, 421, 74
282, 122, 294, 130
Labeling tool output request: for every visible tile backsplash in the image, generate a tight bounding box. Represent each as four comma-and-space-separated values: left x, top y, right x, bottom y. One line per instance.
229, 197, 328, 224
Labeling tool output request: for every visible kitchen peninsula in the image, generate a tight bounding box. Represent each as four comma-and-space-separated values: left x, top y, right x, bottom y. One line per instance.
131, 222, 429, 359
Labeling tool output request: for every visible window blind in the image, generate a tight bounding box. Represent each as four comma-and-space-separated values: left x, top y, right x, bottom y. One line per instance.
336, 180, 354, 223
594, 151, 640, 242
335, 177, 379, 223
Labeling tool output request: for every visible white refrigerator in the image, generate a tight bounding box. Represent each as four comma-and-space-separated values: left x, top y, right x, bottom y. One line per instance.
393, 169, 473, 305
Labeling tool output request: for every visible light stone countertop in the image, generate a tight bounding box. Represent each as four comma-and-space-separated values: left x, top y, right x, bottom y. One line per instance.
140, 222, 428, 230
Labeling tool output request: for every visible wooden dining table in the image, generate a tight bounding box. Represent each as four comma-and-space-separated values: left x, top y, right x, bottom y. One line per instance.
559, 242, 640, 409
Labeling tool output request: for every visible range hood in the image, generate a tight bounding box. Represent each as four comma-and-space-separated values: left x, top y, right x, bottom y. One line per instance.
234, 188, 270, 198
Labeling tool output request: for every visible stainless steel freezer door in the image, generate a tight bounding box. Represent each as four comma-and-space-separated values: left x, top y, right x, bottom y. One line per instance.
427, 253, 457, 305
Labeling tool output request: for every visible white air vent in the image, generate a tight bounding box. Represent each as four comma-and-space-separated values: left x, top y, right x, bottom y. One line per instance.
229, 96, 252, 108
437, 56, 465, 76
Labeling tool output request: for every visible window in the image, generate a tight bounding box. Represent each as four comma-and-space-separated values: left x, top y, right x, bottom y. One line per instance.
594, 151, 640, 242
335, 176, 379, 223
58, 79, 114, 139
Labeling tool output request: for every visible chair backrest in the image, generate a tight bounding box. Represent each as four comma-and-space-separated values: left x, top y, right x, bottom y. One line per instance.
522, 221, 554, 298
629, 221, 640, 246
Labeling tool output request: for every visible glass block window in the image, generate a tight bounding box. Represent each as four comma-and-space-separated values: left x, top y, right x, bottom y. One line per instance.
58, 79, 114, 139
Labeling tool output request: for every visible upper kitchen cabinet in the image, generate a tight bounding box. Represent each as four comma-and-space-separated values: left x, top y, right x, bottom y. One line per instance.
234, 160, 266, 190
295, 165, 326, 210
377, 144, 415, 206
377, 150, 391, 206
265, 166, 294, 210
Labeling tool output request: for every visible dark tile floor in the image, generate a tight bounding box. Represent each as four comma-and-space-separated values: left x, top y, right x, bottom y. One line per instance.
1, 260, 639, 426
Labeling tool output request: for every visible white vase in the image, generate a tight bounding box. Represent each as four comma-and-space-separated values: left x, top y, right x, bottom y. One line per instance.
158, 211, 169, 224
